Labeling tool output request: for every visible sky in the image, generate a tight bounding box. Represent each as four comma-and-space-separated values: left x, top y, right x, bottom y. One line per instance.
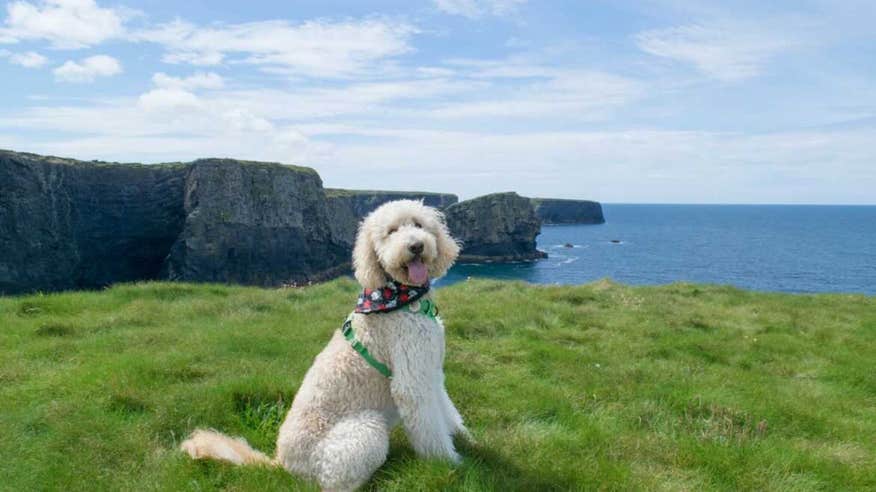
1, 0, 874, 203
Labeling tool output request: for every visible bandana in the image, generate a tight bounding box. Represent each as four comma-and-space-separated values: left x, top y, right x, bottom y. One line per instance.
355, 280, 430, 314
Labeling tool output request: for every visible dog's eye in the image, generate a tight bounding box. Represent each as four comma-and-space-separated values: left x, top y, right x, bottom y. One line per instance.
413, 222, 422, 228
387, 227, 397, 236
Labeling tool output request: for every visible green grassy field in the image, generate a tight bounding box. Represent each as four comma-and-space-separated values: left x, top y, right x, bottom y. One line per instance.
1, 279, 874, 491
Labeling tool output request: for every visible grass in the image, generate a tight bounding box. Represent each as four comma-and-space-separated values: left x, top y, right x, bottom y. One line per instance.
1, 278, 874, 491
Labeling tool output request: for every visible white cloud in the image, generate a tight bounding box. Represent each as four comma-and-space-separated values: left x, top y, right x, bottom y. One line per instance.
2, 131, 326, 166
199, 78, 479, 120
221, 108, 274, 133
635, 23, 796, 81
137, 72, 223, 112
418, 57, 643, 119
53, 54, 121, 82
429, 69, 642, 119
137, 88, 202, 112
433, 0, 526, 18
133, 18, 417, 78
3, 86, 875, 203
0, 0, 127, 49
162, 50, 224, 66
4, 76, 478, 138
152, 71, 224, 90
7, 50, 47, 67
0, 95, 327, 164
309, 127, 876, 203
416, 66, 456, 77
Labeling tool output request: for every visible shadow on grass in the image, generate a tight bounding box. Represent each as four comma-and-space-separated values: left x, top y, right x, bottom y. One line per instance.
367, 433, 578, 491
459, 438, 579, 491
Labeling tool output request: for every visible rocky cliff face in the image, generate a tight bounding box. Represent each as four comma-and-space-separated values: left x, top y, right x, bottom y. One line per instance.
1, 149, 565, 294
0, 151, 347, 294
324, 189, 458, 247
445, 192, 546, 262
162, 159, 349, 286
530, 198, 605, 224
0, 150, 187, 295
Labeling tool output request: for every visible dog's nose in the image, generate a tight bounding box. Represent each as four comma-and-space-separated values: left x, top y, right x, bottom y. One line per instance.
409, 241, 424, 255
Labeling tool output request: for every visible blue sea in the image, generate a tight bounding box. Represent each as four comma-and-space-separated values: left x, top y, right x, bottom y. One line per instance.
439, 205, 876, 295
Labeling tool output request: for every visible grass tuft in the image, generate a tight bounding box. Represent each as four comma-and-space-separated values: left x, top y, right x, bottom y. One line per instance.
235, 392, 290, 436
34, 323, 76, 337
108, 393, 150, 416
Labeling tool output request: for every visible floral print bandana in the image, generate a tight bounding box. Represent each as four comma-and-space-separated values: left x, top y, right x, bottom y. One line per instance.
355, 280, 431, 314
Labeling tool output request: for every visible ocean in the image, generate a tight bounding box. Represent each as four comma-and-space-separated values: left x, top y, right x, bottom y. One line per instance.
439, 204, 876, 295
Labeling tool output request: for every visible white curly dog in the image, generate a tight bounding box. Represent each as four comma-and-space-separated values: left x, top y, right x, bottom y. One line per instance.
181, 199, 469, 491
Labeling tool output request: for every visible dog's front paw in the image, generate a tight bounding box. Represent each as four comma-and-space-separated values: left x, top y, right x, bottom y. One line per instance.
447, 450, 463, 465
431, 442, 462, 464
454, 425, 475, 444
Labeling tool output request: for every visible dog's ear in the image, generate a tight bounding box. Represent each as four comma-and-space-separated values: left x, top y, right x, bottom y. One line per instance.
429, 209, 461, 278
352, 220, 386, 289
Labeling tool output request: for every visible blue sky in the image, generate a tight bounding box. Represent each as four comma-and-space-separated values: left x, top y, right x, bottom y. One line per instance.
1, 0, 874, 203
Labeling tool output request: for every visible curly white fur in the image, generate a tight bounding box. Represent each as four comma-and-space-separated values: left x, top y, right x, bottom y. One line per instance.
181, 200, 467, 491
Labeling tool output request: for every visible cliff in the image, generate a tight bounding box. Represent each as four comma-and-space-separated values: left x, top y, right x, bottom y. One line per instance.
445, 192, 546, 263
530, 198, 605, 224
324, 189, 458, 247
1, 149, 557, 295
0, 151, 347, 294
0, 150, 187, 294
162, 159, 349, 286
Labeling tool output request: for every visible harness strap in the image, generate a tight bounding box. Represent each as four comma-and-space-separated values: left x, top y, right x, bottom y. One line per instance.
342, 316, 393, 379
341, 299, 440, 379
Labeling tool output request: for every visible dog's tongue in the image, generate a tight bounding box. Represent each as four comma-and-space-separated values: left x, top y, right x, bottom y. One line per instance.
407, 259, 428, 285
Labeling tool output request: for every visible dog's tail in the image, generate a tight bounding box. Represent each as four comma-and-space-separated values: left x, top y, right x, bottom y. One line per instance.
180, 429, 276, 467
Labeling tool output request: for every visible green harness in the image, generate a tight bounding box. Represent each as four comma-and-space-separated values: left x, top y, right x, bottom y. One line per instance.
341, 298, 439, 379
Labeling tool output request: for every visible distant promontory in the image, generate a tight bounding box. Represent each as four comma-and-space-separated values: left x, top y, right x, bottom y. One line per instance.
531, 198, 605, 224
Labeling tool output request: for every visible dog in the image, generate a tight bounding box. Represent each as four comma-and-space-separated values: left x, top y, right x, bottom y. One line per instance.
181, 199, 468, 491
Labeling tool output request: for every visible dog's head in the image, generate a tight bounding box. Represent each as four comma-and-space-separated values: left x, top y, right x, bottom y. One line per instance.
352, 200, 460, 289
